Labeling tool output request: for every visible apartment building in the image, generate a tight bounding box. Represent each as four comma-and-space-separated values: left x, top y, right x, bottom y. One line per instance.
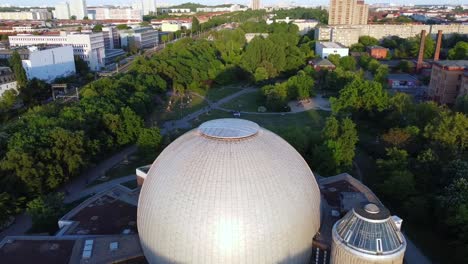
0, 9, 52, 20
0, 67, 17, 97
87, 6, 142, 21
315, 42, 349, 59
70, 0, 87, 20
119, 27, 158, 49
55, 2, 71, 19
328, 0, 368, 25
428, 60, 468, 105
9, 31, 105, 71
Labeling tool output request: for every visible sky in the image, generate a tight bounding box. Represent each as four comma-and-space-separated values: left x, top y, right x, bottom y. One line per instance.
1, 0, 465, 8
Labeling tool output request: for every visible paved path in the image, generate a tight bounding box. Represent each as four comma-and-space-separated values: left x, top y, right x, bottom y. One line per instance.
64, 175, 135, 203
404, 235, 432, 264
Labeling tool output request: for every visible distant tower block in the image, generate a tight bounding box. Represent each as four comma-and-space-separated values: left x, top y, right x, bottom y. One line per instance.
251, 0, 260, 10
416, 30, 427, 72
434, 30, 443, 61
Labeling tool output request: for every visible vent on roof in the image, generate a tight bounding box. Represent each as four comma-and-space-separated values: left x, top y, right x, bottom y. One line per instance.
109, 242, 119, 251
82, 239, 94, 259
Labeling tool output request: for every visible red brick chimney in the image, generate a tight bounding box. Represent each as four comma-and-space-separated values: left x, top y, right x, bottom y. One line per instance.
434, 30, 443, 61
416, 30, 426, 72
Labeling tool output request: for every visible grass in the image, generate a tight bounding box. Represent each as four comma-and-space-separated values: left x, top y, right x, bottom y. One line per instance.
220, 90, 263, 112
204, 86, 243, 102
191, 109, 329, 134
149, 94, 208, 125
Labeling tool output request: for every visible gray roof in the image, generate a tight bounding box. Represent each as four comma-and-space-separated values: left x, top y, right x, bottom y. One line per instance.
434, 60, 468, 68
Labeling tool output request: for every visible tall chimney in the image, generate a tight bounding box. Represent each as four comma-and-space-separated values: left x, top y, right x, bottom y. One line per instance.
416, 30, 426, 72
434, 30, 443, 61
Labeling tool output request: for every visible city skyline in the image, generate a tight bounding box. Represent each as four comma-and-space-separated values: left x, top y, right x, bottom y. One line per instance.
0, 0, 466, 8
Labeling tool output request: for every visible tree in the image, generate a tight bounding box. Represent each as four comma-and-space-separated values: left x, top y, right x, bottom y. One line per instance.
448, 41, 468, 60
192, 17, 200, 33
359, 36, 379, 47
286, 71, 315, 100
327, 54, 340, 67
339, 56, 356, 71
254, 67, 268, 83
9, 51, 27, 89
424, 111, 468, 151
330, 79, 389, 114
382, 127, 418, 147
26, 192, 66, 234
374, 64, 389, 85
116, 24, 129, 30
137, 127, 162, 158
70, 15, 76, 20
350, 43, 365, 52
313, 117, 358, 175
74, 55, 89, 76
92, 24, 103, 32
396, 60, 414, 73
455, 94, 468, 114
0, 89, 17, 111
20, 78, 51, 106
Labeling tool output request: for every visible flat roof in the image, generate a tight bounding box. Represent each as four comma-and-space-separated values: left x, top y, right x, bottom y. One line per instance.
319, 42, 346, 48
387, 73, 418, 81
434, 60, 468, 68
0, 238, 75, 264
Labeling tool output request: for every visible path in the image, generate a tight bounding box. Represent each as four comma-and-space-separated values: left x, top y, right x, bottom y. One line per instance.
64, 175, 135, 203
404, 235, 433, 264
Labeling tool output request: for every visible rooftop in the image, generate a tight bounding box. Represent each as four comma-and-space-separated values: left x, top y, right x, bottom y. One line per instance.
434, 60, 468, 69
198, 118, 259, 139
387, 73, 419, 81
319, 42, 347, 49
0, 238, 75, 264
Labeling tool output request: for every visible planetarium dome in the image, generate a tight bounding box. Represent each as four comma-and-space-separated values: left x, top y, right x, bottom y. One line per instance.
137, 118, 321, 264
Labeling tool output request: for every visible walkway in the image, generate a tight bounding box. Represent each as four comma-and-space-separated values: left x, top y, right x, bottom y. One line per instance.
404, 235, 432, 264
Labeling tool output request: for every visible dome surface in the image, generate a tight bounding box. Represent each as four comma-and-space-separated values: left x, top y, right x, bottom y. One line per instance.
138, 119, 321, 264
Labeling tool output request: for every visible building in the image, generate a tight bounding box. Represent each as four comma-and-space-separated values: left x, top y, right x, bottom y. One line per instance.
387, 74, 420, 89
367, 45, 388, 59
328, 0, 368, 25
266, 17, 319, 35
331, 203, 406, 264
55, 2, 71, 19
119, 27, 158, 49
316, 42, 349, 59
21, 46, 76, 82
142, 0, 157, 15
9, 31, 105, 71
87, 6, 142, 21
160, 8, 192, 14
0, 10, 52, 20
428, 60, 468, 105
102, 26, 121, 49
69, 0, 87, 20
245, 33, 269, 43
0, 118, 407, 264
196, 5, 246, 13
151, 18, 192, 31
309, 58, 336, 71
251, 0, 261, 11
138, 119, 322, 263
0, 67, 17, 97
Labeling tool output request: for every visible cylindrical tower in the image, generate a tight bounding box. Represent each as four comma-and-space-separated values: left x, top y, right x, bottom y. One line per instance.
331, 203, 406, 264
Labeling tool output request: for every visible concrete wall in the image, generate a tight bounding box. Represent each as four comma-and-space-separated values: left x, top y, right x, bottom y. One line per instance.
316, 24, 468, 47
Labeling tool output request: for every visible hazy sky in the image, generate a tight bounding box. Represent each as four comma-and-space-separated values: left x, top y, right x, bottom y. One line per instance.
1, 0, 465, 8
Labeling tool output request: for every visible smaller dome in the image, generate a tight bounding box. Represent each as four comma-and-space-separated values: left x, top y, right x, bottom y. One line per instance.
198, 118, 259, 139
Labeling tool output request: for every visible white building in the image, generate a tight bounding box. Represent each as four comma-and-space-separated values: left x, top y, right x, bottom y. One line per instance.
0, 67, 17, 98
120, 27, 158, 49
315, 42, 349, 59
87, 6, 142, 21
21, 46, 76, 82
69, 0, 87, 19
196, 5, 246, 13
142, 0, 157, 15
55, 2, 71, 19
9, 31, 105, 71
0, 9, 52, 20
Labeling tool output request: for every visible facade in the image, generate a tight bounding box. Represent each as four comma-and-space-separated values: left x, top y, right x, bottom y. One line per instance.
102, 26, 121, 49
367, 46, 388, 59
0, 10, 52, 20
69, 0, 87, 19
331, 203, 406, 264
55, 2, 71, 19
142, 0, 157, 15
0, 67, 17, 97
328, 0, 368, 25
309, 58, 336, 71
428, 60, 468, 105
87, 6, 142, 21
9, 32, 105, 71
316, 41, 349, 59
251, 0, 261, 11
22, 46, 76, 82
120, 27, 158, 49
138, 119, 322, 263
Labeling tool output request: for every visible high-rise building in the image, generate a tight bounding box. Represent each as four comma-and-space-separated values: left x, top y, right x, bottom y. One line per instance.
328, 0, 368, 25
69, 0, 87, 19
55, 2, 70, 19
87, 6, 142, 21
141, 0, 157, 15
251, 0, 260, 10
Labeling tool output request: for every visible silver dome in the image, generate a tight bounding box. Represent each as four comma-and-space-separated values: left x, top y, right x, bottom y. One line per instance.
138, 119, 321, 263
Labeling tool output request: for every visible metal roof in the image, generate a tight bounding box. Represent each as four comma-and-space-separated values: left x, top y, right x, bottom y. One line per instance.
333, 203, 406, 255
198, 118, 259, 139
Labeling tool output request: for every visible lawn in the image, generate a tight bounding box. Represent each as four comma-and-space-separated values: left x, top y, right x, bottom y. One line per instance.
220, 90, 263, 112
204, 85, 243, 102
149, 94, 208, 125
191, 109, 329, 135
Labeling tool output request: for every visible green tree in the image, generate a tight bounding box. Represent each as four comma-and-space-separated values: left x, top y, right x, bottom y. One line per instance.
92, 24, 103, 32
424, 111, 468, 151
350, 43, 365, 52
116, 24, 129, 30
74, 55, 89, 76
339, 56, 356, 71
137, 127, 162, 158
254, 67, 268, 82
20, 78, 51, 106
26, 192, 66, 234
192, 16, 200, 33
448, 41, 468, 60
359, 36, 379, 47
9, 51, 27, 89
396, 60, 414, 73
0, 89, 17, 111
455, 94, 468, 114
374, 64, 389, 85
286, 71, 315, 100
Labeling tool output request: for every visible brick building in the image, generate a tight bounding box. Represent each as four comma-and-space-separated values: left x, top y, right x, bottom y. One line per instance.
428, 60, 468, 105
367, 45, 388, 59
